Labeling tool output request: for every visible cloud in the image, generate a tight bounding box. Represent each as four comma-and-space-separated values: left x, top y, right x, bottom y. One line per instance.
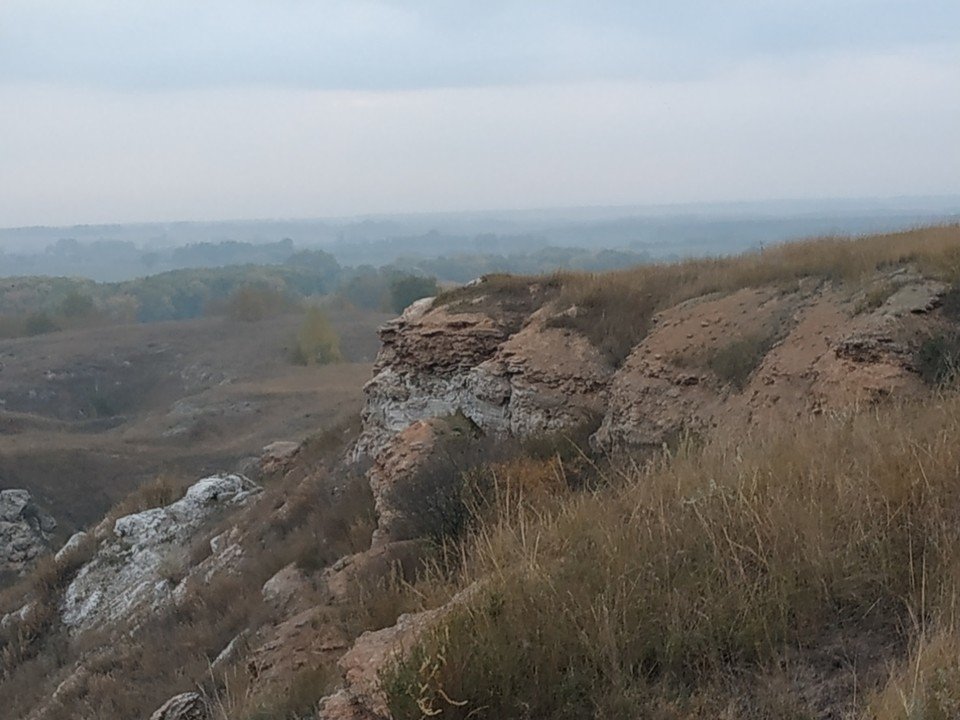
1, 1, 958, 90
1, 50, 957, 226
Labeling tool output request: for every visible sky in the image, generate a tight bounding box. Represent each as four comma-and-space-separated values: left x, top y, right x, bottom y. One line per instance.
1, 1, 959, 227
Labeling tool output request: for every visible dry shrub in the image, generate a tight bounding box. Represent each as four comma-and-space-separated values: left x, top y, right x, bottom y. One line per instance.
868, 630, 960, 720
242, 664, 338, 720
106, 471, 189, 525
384, 393, 960, 719
915, 331, 960, 386
705, 331, 780, 390
0, 532, 96, 675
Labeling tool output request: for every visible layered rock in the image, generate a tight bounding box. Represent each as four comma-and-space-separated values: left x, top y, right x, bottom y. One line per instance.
595, 276, 949, 451
357, 297, 611, 460
0, 488, 56, 575
60, 473, 260, 632
149, 692, 209, 720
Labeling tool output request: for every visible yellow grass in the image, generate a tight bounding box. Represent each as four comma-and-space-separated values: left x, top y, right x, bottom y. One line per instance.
442, 225, 960, 363
384, 391, 960, 719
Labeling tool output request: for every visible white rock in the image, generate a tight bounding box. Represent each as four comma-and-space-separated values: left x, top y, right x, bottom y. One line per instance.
0, 488, 56, 573
54, 531, 90, 563
149, 692, 208, 720
60, 474, 260, 633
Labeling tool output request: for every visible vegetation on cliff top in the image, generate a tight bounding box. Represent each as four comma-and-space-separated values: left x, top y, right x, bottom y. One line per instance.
441, 224, 960, 363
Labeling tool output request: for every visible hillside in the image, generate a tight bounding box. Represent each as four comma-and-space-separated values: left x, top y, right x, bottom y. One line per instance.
0, 306, 388, 540
3, 226, 960, 719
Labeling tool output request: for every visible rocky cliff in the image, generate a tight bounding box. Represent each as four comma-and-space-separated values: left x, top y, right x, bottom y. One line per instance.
5, 237, 960, 719
360, 270, 951, 528
318, 265, 959, 720
0, 488, 56, 576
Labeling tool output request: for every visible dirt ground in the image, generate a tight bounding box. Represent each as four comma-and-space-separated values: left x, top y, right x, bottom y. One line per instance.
0, 307, 390, 534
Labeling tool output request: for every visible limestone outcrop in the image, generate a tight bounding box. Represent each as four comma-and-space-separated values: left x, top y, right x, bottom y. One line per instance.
60, 473, 260, 632
357, 296, 611, 460
149, 692, 209, 720
0, 488, 56, 575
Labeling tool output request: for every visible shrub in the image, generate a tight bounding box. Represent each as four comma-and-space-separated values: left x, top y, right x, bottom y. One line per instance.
59, 290, 96, 319
387, 436, 493, 545
290, 307, 342, 366
23, 311, 59, 336
244, 665, 337, 720
107, 472, 187, 522
389, 275, 440, 314
915, 331, 960, 386
224, 285, 290, 322
706, 331, 779, 390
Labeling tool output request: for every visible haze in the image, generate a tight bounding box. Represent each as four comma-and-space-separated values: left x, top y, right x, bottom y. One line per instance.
1, 1, 959, 228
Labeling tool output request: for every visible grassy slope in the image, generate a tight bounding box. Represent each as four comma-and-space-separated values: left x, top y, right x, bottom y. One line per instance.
5, 226, 960, 718
383, 225, 960, 719
441, 224, 960, 364
385, 395, 960, 719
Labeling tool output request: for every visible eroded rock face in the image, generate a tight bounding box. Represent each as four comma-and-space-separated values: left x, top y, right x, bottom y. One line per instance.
60, 474, 260, 633
149, 692, 209, 720
358, 299, 612, 460
320, 584, 481, 720
595, 277, 948, 451
0, 488, 56, 575
363, 273, 954, 463
593, 287, 805, 450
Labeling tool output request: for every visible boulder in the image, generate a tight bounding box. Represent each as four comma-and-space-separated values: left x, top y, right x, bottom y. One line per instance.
60, 474, 260, 633
54, 531, 90, 564
260, 441, 300, 475
149, 692, 208, 720
0, 488, 56, 574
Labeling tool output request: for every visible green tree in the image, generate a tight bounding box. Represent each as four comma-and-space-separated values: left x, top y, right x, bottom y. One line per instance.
23, 311, 59, 336
292, 307, 342, 365
59, 290, 96, 319
389, 275, 439, 314
225, 285, 287, 321
337, 268, 390, 311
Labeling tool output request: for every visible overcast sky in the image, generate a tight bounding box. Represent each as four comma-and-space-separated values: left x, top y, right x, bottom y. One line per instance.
1, 1, 959, 227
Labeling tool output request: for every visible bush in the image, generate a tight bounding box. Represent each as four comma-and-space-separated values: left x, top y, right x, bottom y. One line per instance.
290, 307, 342, 366
915, 331, 960, 385
387, 425, 493, 545
59, 290, 96, 319
706, 331, 779, 390
23, 311, 59, 336
224, 285, 290, 321
107, 472, 188, 524
389, 275, 440, 314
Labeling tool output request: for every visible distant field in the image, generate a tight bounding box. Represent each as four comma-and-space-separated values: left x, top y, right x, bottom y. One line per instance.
0, 306, 390, 534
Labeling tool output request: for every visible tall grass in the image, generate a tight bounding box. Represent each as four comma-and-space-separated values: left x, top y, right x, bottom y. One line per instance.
384, 393, 960, 718
441, 225, 960, 364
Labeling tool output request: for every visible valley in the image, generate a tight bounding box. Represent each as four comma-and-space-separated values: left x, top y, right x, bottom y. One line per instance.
0, 307, 388, 535
4, 226, 960, 719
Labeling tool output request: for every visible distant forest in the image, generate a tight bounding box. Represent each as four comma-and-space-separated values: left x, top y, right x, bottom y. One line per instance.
2, 201, 958, 338
0, 243, 655, 338
3, 199, 957, 282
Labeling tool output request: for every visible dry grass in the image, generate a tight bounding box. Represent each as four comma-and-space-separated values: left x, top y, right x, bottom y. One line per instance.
441, 225, 960, 364
383, 391, 960, 719
104, 471, 191, 526
0, 412, 378, 719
